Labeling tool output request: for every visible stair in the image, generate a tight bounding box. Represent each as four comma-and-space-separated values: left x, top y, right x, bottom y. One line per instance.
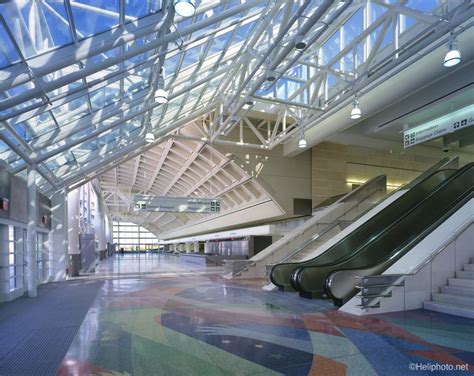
424, 259, 474, 319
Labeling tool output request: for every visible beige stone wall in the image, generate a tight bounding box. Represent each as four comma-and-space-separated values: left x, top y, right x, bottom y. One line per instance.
218, 142, 312, 214
311, 142, 473, 206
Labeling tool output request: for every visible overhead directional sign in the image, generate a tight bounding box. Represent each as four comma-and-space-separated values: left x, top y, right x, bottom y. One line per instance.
403, 105, 474, 148
133, 195, 221, 213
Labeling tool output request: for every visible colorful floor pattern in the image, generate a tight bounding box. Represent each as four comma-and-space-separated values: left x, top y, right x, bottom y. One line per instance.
57, 267, 474, 375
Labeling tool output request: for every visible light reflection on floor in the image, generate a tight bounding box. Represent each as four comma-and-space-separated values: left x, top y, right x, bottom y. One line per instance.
58, 255, 474, 375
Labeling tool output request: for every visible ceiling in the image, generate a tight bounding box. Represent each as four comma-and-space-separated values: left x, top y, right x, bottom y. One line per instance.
99, 122, 278, 236
0, 0, 472, 235
0, 0, 471, 192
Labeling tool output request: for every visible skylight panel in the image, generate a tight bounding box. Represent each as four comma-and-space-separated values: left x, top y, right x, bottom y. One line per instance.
343, 9, 363, 48
0, 22, 21, 69
125, 0, 161, 19
321, 31, 340, 65
0, 1, 73, 58
406, 0, 438, 12
21, 111, 58, 139
233, 19, 256, 43
12, 122, 31, 142
163, 53, 180, 77
71, 0, 120, 39
52, 95, 90, 125
98, 128, 117, 146
90, 85, 121, 111
0, 82, 40, 118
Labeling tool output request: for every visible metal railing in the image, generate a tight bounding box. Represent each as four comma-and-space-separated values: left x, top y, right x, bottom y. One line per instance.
355, 215, 473, 310
225, 175, 387, 277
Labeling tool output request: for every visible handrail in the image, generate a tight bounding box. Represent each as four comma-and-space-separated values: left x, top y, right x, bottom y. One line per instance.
297, 165, 469, 297
360, 212, 473, 280
353, 197, 473, 309
276, 219, 344, 264
227, 175, 387, 277
318, 167, 461, 273
273, 176, 387, 258
403, 155, 459, 190
274, 175, 387, 253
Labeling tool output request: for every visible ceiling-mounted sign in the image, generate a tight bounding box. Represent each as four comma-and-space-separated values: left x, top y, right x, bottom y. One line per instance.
133, 195, 221, 213
403, 105, 474, 148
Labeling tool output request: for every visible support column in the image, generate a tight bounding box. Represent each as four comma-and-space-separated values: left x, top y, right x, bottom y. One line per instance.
185, 243, 191, 253
26, 166, 37, 297
50, 190, 68, 281
94, 206, 106, 260
67, 189, 80, 276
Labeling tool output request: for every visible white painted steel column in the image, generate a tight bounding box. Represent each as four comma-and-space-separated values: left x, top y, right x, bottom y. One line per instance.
50, 190, 68, 281
26, 166, 37, 297
67, 189, 80, 255
67, 189, 80, 276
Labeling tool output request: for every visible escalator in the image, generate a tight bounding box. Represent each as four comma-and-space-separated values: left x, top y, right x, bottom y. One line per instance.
269, 166, 458, 292
291, 163, 473, 305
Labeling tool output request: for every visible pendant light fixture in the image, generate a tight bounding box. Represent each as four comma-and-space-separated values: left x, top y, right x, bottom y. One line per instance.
444, 34, 461, 68
298, 130, 307, 149
145, 132, 155, 143
155, 72, 168, 104
350, 96, 362, 119
174, 0, 196, 18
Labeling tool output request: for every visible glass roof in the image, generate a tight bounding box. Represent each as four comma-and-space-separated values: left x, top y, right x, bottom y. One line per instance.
0, 0, 467, 193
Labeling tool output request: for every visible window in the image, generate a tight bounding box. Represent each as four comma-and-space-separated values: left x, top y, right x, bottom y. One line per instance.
3, 225, 25, 292
112, 221, 158, 251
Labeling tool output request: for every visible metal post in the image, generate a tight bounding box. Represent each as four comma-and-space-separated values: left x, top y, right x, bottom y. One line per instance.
26, 166, 37, 297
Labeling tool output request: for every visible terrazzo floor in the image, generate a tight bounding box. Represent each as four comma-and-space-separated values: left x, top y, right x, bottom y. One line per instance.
57, 254, 474, 375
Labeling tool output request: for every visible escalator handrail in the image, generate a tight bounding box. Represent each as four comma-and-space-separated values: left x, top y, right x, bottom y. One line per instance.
271, 160, 463, 289
325, 189, 474, 301
268, 175, 386, 273
291, 163, 473, 288
273, 167, 456, 274
260, 175, 386, 266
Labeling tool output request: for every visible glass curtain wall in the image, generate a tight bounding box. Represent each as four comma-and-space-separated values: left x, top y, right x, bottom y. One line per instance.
113, 221, 158, 251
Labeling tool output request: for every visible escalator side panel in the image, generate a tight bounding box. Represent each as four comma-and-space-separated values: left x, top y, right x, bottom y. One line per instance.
297, 164, 473, 301
270, 169, 456, 290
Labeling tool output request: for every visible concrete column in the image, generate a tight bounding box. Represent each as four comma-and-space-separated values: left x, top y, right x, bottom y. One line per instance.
94, 204, 106, 259
50, 190, 68, 281
185, 243, 191, 253
193, 241, 199, 253
67, 189, 80, 276
26, 166, 37, 297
